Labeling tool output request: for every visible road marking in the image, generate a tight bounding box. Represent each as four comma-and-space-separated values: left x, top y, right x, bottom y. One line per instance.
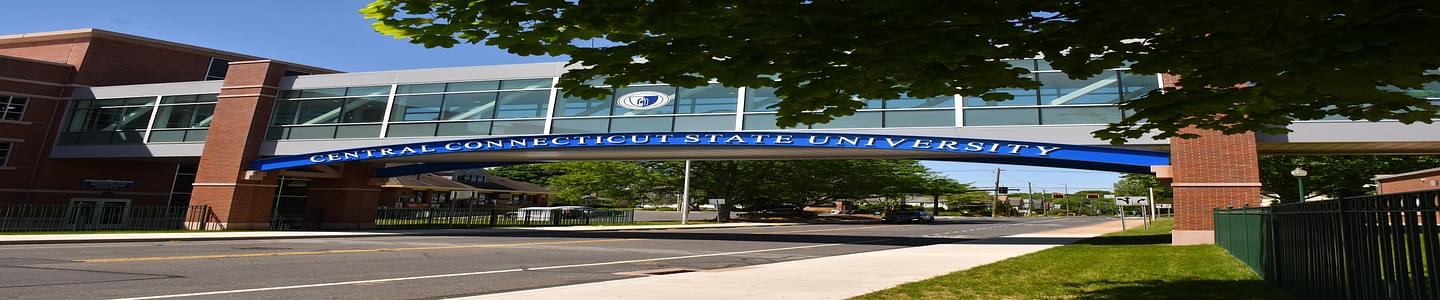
109, 238, 895, 300
77, 238, 638, 263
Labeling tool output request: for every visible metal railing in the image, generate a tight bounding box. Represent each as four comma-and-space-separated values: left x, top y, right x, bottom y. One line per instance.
1215, 190, 1440, 299
375, 207, 634, 229
0, 203, 211, 232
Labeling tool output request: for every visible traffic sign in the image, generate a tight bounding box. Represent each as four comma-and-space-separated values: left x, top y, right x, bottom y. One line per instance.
1156, 203, 1172, 209
1115, 196, 1149, 206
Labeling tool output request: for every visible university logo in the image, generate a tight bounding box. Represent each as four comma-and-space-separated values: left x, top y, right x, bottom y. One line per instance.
616, 91, 671, 110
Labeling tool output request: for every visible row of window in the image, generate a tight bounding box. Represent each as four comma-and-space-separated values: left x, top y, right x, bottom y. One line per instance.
0, 142, 11, 167
61, 95, 217, 145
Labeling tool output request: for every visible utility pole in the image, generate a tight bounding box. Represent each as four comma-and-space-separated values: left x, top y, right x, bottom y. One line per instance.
681, 160, 691, 225
1027, 181, 1034, 217
991, 168, 1001, 218
1063, 184, 1072, 216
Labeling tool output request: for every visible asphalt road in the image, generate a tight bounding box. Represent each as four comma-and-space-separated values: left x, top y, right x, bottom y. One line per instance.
0, 217, 1110, 300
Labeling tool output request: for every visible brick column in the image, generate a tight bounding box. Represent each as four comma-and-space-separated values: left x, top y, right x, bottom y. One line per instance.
186, 61, 287, 229
306, 164, 383, 229
1169, 128, 1263, 245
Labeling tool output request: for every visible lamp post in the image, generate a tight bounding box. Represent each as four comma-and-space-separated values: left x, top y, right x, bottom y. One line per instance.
1290, 167, 1308, 202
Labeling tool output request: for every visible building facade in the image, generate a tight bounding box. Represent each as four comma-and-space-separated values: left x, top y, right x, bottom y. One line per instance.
4, 28, 1439, 243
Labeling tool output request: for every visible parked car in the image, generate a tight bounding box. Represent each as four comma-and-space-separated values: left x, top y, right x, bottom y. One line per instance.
881, 211, 935, 224
739, 208, 816, 219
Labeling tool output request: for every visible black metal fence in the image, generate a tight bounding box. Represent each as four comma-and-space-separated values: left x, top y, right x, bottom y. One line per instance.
375, 207, 635, 229
0, 203, 211, 232
1215, 190, 1440, 299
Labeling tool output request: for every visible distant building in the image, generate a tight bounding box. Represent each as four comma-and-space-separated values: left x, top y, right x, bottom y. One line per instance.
1374, 167, 1440, 194
379, 169, 550, 209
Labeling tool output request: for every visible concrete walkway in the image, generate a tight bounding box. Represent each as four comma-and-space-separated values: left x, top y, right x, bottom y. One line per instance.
456, 220, 1126, 300
0, 222, 794, 245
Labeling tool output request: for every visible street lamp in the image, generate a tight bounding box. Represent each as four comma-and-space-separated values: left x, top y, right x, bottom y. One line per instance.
1290, 167, 1308, 202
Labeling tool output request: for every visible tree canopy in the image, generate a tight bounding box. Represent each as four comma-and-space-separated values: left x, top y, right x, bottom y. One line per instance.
363, 0, 1440, 143
1259, 155, 1440, 203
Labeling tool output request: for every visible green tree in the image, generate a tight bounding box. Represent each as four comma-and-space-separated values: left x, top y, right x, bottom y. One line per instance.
545, 161, 673, 207
363, 1, 1440, 144
1260, 155, 1440, 203
487, 164, 565, 186
1113, 174, 1172, 201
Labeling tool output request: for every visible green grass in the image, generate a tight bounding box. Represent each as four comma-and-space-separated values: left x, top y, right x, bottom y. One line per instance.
852, 218, 1291, 300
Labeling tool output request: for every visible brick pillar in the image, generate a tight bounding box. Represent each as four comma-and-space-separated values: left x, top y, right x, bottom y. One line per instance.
187, 61, 287, 230
307, 164, 383, 229
1169, 128, 1263, 245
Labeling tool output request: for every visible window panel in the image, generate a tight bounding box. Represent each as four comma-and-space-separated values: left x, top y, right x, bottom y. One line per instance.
345, 86, 390, 97
499, 78, 554, 90
184, 129, 208, 142
744, 87, 780, 112
160, 94, 197, 104
442, 92, 498, 120
885, 95, 954, 109
294, 99, 343, 124
300, 88, 346, 98
555, 94, 612, 117
551, 119, 610, 134
884, 110, 954, 128
392, 95, 444, 121
111, 130, 145, 144
1040, 106, 1122, 125
743, 114, 781, 130
396, 83, 446, 94
0, 142, 9, 166
271, 101, 299, 125
1039, 72, 1121, 105
495, 91, 550, 118
148, 130, 186, 142
810, 111, 881, 129
446, 81, 501, 92
118, 106, 153, 130
1, 96, 25, 121
675, 84, 738, 113
437, 121, 493, 136
963, 108, 1040, 126
610, 116, 673, 133
335, 124, 381, 138
673, 115, 735, 131
613, 86, 676, 115
490, 120, 545, 135
205, 57, 231, 80
966, 83, 1038, 107
387, 123, 438, 137
1120, 72, 1161, 101
153, 105, 197, 128
288, 126, 337, 139
341, 97, 387, 123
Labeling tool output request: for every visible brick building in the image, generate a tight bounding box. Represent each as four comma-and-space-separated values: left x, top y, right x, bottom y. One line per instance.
1374, 167, 1440, 194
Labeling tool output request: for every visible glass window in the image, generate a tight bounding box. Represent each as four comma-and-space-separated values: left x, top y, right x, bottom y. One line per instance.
744, 87, 780, 112
1040, 106, 1122, 125
391, 95, 443, 121
964, 108, 1040, 126
551, 118, 610, 134
491, 120, 546, 135
396, 83, 445, 94
185, 129, 208, 142
1120, 72, 1161, 101
1, 96, 27, 121
442, 92, 498, 120
160, 94, 197, 104
884, 110, 954, 128
346, 86, 390, 97
673, 115, 735, 131
437, 121, 492, 136
675, 84, 738, 113
966, 80, 1038, 107
0, 142, 8, 166
387, 123, 438, 137
743, 114, 782, 130
294, 99, 343, 124
555, 94, 612, 117
1005, 59, 1036, 71
500, 78, 554, 90
610, 116, 673, 133
148, 130, 186, 142
885, 95, 954, 109
153, 104, 215, 129
810, 112, 882, 129
335, 124, 381, 138
613, 86, 677, 115
447, 81, 501, 92
495, 91, 550, 118
271, 101, 299, 125
1039, 72, 1121, 105
117, 106, 153, 130
205, 57, 231, 80
341, 97, 387, 123
288, 126, 337, 139
300, 88, 346, 98
111, 130, 144, 144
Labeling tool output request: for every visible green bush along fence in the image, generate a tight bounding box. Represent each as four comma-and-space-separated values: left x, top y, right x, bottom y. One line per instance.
1215, 190, 1440, 300
375, 207, 634, 228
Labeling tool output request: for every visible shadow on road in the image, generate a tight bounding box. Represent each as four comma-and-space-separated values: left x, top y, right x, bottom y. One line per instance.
1068, 279, 1291, 300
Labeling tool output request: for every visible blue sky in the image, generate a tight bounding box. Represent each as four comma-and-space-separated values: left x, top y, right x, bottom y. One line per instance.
0, 0, 1125, 191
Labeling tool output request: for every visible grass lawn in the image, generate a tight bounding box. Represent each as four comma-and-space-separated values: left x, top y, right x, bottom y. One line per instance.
852, 219, 1291, 299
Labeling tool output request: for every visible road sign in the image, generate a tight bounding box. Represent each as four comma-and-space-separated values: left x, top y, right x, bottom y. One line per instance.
997, 187, 1009, 194
1115, 196, 1149, 206
1052, 192, 1064, 199
1086, 193, 1100, 199
1156, 203, 1173, 209
707, 199, 726, 205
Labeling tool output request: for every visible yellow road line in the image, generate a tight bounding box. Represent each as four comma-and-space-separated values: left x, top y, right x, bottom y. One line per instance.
77, 238, 638, 263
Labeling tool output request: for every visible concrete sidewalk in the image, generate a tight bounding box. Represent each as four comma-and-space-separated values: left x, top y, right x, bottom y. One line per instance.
0, 222, 795, 245
457, 220, 1127, 300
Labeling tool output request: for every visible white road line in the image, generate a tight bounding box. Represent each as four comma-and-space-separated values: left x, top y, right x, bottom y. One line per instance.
109, 238, 895, 300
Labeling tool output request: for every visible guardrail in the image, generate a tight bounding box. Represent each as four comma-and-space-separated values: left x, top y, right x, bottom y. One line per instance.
375, 207, 634, 228
1215, 190, 1440, 299
0, 203, 210, 232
